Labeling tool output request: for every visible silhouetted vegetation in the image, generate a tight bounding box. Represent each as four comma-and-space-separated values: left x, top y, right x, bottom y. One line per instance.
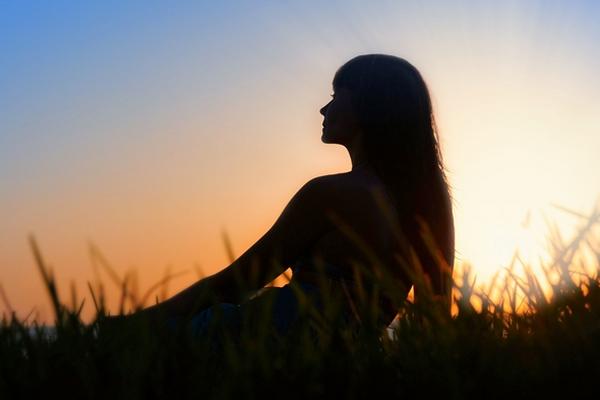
1, 202, 599, 399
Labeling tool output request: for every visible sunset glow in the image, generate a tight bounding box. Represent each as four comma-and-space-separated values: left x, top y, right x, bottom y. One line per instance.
1, 1, 599, 324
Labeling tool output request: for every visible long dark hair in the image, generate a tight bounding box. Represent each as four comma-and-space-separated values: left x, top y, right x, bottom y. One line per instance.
333, 54, 455, 308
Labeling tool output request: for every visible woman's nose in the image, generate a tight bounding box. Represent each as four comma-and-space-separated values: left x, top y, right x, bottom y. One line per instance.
320, 104, 327, 116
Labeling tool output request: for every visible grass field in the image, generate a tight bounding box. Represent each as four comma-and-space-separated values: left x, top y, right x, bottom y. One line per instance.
1, 202, 599, 399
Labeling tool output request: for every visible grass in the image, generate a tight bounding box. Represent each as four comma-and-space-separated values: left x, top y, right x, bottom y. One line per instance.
1, 200, 600, 399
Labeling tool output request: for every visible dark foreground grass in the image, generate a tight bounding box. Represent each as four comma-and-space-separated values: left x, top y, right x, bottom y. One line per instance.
1, 202, 600, 399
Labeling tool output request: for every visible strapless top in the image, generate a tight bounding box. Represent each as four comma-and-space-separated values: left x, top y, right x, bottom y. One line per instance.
290, 255, 399, 329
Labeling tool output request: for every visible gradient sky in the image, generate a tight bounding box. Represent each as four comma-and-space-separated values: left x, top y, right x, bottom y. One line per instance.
1, 0, 599, 323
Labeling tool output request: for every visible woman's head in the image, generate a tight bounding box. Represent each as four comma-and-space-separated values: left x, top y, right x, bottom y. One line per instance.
321, 54, 455, 309
321, 54, 442, 181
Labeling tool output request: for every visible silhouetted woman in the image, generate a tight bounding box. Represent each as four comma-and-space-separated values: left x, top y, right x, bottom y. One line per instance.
111, 54, 455, 338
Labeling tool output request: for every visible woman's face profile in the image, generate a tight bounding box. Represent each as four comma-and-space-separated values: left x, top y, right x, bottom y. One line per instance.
319, 86, 362, 146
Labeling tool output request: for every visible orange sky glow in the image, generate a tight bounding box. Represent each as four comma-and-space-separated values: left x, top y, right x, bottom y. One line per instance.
1, 1, 599, 324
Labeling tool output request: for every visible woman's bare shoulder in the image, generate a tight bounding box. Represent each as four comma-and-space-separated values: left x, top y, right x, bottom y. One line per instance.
311, 170, 388, 197
307, 171, 392, 219
300, 172, 350, 198
308, 170, 372, 188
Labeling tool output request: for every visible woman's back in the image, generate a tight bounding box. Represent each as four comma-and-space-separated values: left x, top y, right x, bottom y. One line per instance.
289, 166, 416, 327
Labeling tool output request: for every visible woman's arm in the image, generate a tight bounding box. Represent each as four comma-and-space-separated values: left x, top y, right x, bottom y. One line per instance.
132, 255, 279, 323
126, 176, 337, 323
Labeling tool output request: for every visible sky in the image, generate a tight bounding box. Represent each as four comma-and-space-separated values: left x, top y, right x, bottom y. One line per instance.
1, 0, 599, 324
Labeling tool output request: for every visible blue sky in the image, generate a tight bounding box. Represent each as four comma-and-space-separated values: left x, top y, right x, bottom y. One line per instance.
1, 0, 599, 322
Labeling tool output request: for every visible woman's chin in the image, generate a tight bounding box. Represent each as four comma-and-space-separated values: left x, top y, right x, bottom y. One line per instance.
321, 135, 338, 144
